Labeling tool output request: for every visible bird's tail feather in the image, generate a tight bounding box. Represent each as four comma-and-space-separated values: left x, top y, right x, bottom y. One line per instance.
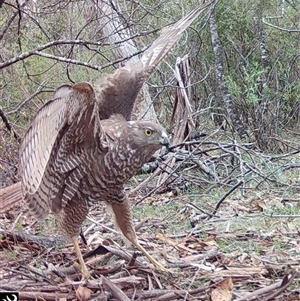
0, 182, 23, 212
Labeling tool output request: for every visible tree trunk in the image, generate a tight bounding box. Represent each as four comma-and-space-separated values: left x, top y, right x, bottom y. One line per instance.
88, 0, 158, 122
208, 7, 248, 140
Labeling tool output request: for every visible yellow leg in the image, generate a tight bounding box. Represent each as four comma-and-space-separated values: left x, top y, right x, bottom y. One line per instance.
110, 200, 167, 273
72, 236, 90, 280
134, 240, 166, 272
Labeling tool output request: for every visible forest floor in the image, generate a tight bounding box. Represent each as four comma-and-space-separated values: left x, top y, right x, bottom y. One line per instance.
0, 181, 300, 300
1, 126, 300, 300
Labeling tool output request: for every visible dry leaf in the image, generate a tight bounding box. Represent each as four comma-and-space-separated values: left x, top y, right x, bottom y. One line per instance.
76, 285, 92, 301
156, 233, 198, 253
226, 199, 250, 213
251, 199, 265, 212
211, 278, 233, 301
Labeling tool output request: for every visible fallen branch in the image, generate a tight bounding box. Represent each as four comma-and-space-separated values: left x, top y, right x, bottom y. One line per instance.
101, 275, 131, 301
235, 269, 297, 301
0, 230, 65, 247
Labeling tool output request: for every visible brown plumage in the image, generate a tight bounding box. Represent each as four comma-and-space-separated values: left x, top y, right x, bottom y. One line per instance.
0, 2, 213, 278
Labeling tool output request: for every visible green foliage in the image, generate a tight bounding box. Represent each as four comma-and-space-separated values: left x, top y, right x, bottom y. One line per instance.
0, 0, 299, 161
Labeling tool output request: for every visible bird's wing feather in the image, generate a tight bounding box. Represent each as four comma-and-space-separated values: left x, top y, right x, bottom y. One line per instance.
17, 2, 213, 218
20, 86, 70, 195
98, 1, 213, 120
19, 83, 99, 216
140, 1, 213, 74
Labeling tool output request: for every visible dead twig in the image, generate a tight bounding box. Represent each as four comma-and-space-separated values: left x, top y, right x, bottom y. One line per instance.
0, 108, 21, 143
235, 269, 297, 301
101, 275, 131, 301
0, 230, 65, 247
212, 180, 244, 216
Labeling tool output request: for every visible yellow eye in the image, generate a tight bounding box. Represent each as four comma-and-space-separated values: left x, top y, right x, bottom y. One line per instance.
144, 128, 154, 137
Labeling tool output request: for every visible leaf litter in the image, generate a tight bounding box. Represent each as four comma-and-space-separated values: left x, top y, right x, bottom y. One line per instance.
0, 189, 299, 301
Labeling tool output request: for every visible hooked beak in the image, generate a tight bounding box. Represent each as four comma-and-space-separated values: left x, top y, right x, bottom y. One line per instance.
160, 132, 170, 149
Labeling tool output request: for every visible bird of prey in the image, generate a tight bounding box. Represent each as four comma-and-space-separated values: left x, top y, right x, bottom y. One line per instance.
0, 2, 213, 279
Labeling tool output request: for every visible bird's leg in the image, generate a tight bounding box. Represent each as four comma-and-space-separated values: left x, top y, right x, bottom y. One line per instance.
134, 239, 166, 272
59, 200, 90, 280
110, 200, 166, 273
72, 236, 91, 280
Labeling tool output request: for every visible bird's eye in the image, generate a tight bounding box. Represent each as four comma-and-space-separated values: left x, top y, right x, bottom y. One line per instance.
144, 128, 154, 137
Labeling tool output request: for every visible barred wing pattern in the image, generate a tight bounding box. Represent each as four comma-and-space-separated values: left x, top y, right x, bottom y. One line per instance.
19, 85, 71, 195
0, 2, 214, 277
0, 2, 213, 213
96, 1, 213, 121
140, 1, 212, 74
19, 83, 100, 217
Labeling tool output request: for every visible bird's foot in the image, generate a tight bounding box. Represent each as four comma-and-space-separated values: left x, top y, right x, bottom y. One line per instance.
81, 263, 91, 280
152, 262, 175, 277
81, 269, 91, 281
73, 262, 91, 280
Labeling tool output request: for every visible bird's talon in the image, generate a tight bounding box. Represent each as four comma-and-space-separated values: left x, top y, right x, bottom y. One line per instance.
73, 256, 91, 280
151, 264, 173, 277
81, 270, 91, 281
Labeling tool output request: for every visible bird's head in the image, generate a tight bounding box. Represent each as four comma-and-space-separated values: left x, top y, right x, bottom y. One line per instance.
128, 120, 169, 151
101, 115, 169, 160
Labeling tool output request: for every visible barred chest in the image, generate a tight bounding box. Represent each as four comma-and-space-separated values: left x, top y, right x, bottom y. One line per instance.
78, 144, 151, 204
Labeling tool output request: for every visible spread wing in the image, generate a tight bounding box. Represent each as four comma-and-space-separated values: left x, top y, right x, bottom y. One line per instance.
19, 83, 102, 217
3, 2, 213, 215
97, 1, 213, 120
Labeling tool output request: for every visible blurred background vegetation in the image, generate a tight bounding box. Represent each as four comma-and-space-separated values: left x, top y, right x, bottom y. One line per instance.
1, 2, 300, 297
0, 0, 299, 191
